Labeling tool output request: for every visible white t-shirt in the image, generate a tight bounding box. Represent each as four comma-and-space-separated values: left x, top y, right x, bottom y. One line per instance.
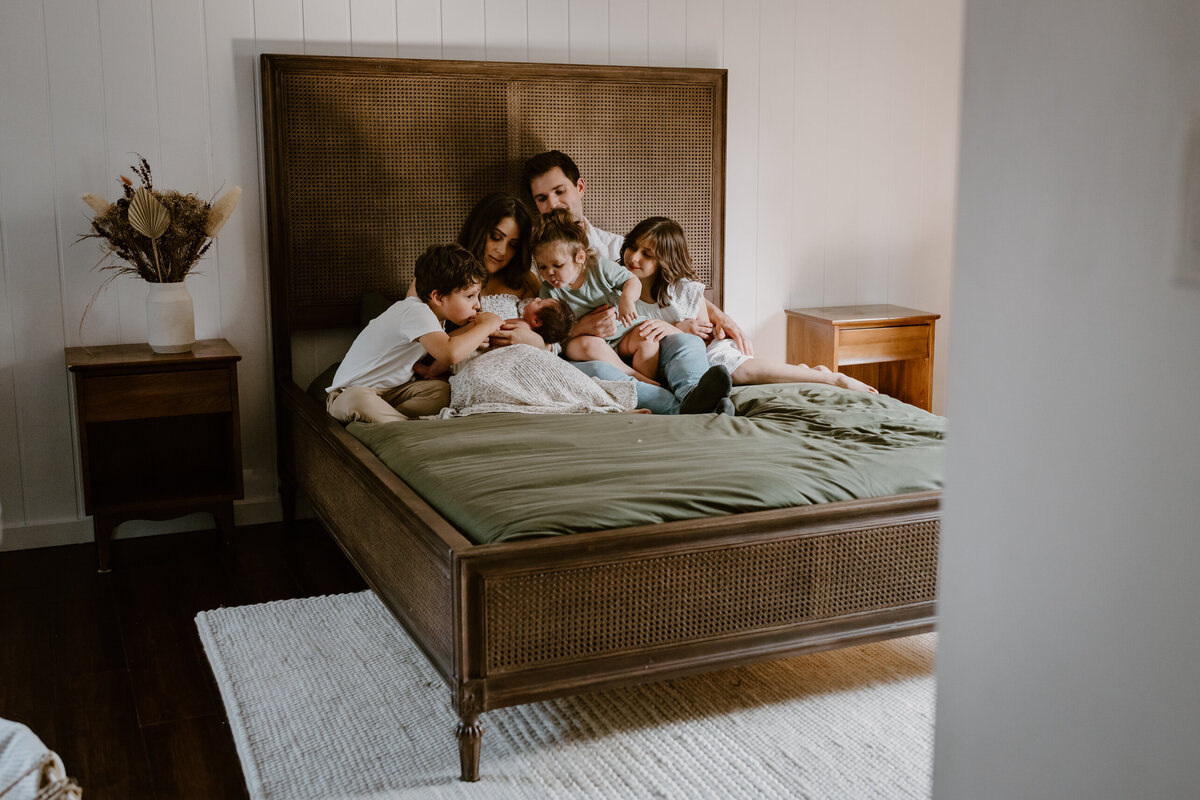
328, 296, 443, 392
586, 222, 624, 262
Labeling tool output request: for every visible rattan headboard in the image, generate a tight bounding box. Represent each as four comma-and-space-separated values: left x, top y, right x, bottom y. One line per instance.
260, 54, 727, 380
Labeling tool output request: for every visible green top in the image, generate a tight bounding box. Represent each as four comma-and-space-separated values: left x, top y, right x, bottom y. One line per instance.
349, 383, 945, 545
538, 257, 642, 344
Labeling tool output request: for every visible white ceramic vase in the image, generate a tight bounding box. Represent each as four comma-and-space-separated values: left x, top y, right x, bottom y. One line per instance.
146, 281, 196, 353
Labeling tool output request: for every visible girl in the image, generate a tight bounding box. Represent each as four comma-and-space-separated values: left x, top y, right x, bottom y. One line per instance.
621, 217, 878, 393
531, 209, 654, 383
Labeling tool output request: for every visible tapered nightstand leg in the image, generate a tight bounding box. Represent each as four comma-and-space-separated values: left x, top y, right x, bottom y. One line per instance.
94, 514, 115, 573
214, 502, 235, 548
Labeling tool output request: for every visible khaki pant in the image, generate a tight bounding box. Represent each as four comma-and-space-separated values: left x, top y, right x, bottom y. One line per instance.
326, 379, 451, 423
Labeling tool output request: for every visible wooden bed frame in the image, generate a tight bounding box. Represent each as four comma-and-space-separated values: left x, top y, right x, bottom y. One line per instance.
260, 54, 940, 782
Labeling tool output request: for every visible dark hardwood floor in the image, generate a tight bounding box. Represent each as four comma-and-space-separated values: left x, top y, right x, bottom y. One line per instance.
0, 520, 366, 800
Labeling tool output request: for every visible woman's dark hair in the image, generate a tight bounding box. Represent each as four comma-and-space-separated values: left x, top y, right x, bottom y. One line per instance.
621, 217, 698, 307
457, 192, 534, 292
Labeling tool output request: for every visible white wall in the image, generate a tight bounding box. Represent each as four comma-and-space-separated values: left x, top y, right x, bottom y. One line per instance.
0, 0, 961, 550
934, 1, 1200, 797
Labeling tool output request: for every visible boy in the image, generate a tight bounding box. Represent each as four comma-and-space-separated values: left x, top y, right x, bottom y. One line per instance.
326, 244, 501, 423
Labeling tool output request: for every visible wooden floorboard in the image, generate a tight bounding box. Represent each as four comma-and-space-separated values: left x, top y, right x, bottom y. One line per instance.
0, 519, 366, 800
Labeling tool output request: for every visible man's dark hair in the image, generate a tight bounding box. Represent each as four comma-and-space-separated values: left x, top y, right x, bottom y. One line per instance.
413, 243, 487, 302
522, 150, 581, 188
529, 301, 577, 346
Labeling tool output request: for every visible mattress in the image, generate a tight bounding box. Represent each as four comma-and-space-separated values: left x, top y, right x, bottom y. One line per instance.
348, 383, 945, 545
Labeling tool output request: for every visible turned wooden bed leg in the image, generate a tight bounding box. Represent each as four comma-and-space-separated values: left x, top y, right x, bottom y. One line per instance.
455, 714, 483, 781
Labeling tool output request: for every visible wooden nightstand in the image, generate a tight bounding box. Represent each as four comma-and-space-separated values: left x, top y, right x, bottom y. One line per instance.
785, 305, 940, 411
65, 339, 243, 572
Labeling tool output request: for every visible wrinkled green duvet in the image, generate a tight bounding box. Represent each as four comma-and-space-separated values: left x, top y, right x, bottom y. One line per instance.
348, 383, 945, 545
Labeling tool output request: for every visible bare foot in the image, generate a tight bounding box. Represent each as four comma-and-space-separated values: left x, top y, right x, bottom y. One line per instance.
835, 373, 878, 393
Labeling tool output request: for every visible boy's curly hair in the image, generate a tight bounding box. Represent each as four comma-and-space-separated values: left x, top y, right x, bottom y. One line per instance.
529, 301, 577, 345
413, 243, 487, 301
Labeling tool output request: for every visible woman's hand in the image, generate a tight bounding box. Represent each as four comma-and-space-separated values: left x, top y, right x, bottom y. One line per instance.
675, 318, 715, 341
489, 320, 548, 349
635, 319, 680, 343
571, 305, 618, 340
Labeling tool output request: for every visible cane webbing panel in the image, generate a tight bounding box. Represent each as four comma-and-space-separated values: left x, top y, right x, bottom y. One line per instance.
270, 62, 722, 320
483, 520, 938, 674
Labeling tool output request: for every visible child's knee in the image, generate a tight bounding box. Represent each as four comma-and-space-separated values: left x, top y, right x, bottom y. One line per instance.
567, 335, 605, 360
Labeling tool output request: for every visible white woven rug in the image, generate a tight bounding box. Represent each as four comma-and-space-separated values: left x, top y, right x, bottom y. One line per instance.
196, 592, 935, 800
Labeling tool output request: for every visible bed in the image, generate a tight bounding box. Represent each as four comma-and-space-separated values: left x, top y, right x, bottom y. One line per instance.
259, 53, 942, 782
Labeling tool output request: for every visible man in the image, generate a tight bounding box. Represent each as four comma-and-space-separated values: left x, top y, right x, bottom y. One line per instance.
521, 150, 753, 356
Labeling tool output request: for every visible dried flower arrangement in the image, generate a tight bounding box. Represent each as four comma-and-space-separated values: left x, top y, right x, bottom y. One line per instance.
80, 156, 241, 284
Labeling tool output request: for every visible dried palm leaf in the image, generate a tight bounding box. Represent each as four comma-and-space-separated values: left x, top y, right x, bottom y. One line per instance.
128, 187, 169, 240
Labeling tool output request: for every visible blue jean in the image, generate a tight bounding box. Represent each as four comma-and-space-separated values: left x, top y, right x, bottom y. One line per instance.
570, 334, 710, 414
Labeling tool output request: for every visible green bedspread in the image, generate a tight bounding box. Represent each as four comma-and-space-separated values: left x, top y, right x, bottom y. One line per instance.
348, 383, 945, 545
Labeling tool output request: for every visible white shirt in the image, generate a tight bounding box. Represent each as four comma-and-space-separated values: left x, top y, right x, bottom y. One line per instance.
329, 297, 442, 392
586, 222, 624, 262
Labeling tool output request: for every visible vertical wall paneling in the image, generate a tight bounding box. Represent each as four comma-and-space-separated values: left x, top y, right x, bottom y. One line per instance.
442, 0, 485, 60
608, 0, 648, 66
0, 188, 22, 527
44, 1, 116, 352
484, 0, 528, 62
789, 0, 830, 310
0, 2, 77, 525
255, 0, 305, 51
396, 0, 442, 59
917, 0, 962, 413
351, 0, 400, 57
853, 0, 910, 305
722, 0, 761, 337
526, 0, 569, 63
302, 0, 352, 55
685, 0, 721, 68
97, 0, 161, 347
647, 0, 686, 67
206, 0, 276, 504
568, 0, 609, 65
152, 0, 221, 345
820, 0, 865, 305
753, 0, 795, 362
875, 5, 926, 309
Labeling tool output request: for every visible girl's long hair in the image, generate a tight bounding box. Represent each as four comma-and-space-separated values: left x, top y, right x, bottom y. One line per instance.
621, 217, 697, 307
457, 192, 534, 291
530, 208, 598, 272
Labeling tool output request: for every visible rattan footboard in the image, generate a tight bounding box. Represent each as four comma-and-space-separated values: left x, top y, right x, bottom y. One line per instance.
280, 379, 939, 778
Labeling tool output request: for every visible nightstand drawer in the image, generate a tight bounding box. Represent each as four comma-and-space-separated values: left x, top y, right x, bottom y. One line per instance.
838, 325, 930, 365
82, 369, 232, 422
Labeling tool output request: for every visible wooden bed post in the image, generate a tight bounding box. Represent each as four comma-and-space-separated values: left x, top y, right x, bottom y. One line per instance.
453, 683, 484, 781
454, 714, 483, 782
